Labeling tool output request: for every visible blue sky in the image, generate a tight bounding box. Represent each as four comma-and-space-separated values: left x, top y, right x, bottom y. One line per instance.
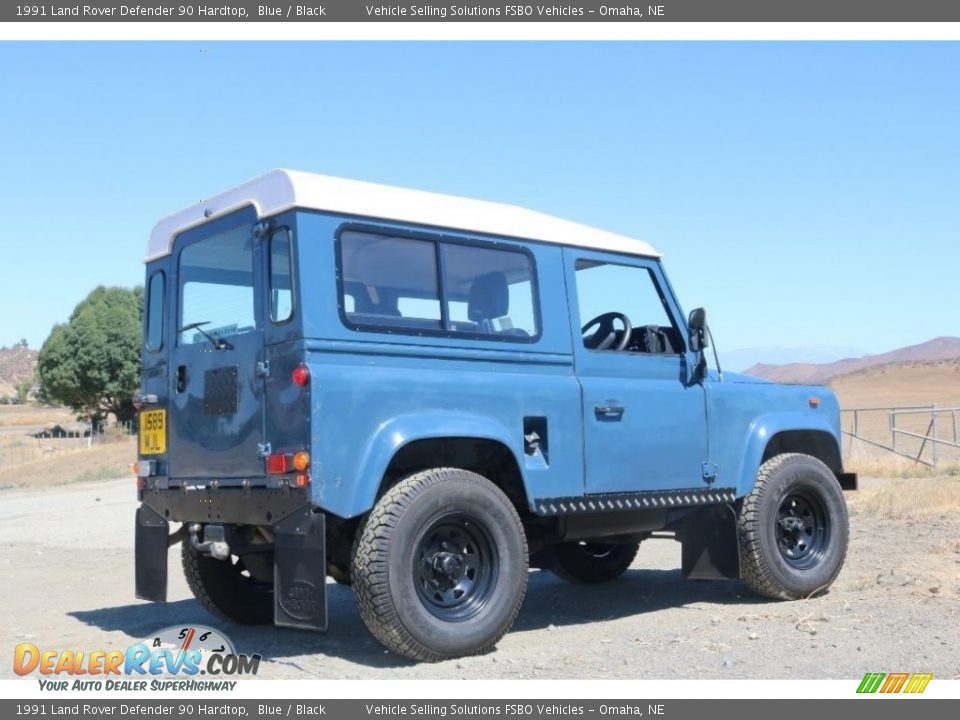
1, 42, 957, 359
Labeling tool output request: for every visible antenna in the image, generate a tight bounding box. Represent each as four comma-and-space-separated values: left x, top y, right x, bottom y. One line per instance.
707, 325, 723, 382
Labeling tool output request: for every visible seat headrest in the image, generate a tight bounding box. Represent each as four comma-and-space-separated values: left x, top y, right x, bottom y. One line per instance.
468, 272, 509, 322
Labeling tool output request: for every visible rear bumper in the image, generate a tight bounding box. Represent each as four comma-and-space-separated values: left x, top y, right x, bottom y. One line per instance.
140, 485, 311, 525
135, 487, 328, 631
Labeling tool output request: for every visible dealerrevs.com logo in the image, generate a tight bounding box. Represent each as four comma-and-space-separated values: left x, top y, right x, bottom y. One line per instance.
14, 625, 261, 691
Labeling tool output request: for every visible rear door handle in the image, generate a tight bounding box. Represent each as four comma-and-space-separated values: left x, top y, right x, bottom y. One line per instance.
595, 405, 625, 419
176, 365, 188, 393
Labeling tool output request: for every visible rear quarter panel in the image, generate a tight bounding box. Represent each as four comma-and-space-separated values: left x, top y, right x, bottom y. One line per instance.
293, 210, 583, 519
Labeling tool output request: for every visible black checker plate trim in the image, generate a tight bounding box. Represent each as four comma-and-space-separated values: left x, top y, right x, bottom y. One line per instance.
203, 366, 239, 416
534, 487, 737, 516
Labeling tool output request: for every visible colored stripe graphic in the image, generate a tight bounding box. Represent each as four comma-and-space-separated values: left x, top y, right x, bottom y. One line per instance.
880, 673, 910, 693
857, 673, 885, 693
857, 672, 931, 694
904, 673, 933, 694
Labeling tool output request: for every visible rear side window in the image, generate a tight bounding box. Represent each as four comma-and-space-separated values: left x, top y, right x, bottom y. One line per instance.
338, 230, 538, 340
339, 232, 442, 330
441, 243, 537, 337
269, 228, 294, 323
145, 271, 165, 352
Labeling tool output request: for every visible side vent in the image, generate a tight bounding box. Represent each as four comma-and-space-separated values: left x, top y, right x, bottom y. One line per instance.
523, 416, 549, 463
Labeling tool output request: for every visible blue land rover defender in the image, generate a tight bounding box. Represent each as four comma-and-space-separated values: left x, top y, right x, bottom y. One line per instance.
134, 170, 856, 662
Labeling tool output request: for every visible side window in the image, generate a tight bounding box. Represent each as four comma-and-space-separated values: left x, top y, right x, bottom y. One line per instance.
440, 243, 538, 337
340, 231, 441, 329
574, 260, 682, 354
338, 230, 539, 340
269, 228, 294, 323
145, 271, 165, 352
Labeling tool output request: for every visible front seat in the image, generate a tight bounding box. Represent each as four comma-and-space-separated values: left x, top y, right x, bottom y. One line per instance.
468, 272, 509, 334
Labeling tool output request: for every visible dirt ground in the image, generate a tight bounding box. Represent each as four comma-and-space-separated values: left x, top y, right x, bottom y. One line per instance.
1, 475, 957, 680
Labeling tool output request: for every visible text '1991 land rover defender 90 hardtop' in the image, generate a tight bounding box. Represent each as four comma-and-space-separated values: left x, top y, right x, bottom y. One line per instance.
134, 169, 857, 662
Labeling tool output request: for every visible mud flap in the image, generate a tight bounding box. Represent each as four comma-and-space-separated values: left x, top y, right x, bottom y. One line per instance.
678, 504, 740, 581
135, 505, 169, 602
274, 507, 327, 631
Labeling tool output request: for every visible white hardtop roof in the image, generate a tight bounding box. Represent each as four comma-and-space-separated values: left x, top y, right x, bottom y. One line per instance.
146, 169, 659, 262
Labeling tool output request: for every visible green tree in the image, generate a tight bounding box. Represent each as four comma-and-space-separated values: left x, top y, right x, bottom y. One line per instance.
37, 286, 143, 423
14, 381, 32, 404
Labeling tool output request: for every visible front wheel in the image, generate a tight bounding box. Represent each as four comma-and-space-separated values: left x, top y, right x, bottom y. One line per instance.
352, 468, 528, 662
551, 541, 640, 583
738, 453, 849, 600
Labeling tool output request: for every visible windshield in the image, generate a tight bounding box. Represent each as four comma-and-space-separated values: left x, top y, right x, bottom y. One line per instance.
178, 225, 256, 346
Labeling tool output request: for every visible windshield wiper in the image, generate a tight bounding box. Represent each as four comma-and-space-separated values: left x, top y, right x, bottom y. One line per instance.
178, 321, 234, 351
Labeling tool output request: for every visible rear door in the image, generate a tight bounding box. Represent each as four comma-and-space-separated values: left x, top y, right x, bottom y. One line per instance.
167, 210, 267, 481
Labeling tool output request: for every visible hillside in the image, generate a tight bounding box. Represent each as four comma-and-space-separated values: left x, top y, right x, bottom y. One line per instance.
829, 358, 960, 409
744, 336, 960, 384
0, 346, 37, 398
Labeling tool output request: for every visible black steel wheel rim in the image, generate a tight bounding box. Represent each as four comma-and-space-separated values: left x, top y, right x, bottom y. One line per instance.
775, 489, 831, 570
413, 513, 498, 622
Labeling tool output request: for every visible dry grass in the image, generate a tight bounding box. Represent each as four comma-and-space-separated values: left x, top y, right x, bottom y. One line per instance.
0, 405, 76, 428
0, 439, 135, 490
830, 359, 960, 408
832, 359, 960, 473
851, 475, 960, 519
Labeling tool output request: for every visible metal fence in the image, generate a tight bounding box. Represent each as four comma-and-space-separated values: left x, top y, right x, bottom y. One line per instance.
842, 405, 960, 468
0, 421, 136, 472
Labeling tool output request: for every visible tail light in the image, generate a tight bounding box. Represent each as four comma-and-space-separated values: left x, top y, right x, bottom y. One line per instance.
266, 453, 289, 474
292, 451, 310, 472
292, 364, 310, 387
295, 473, 310, 488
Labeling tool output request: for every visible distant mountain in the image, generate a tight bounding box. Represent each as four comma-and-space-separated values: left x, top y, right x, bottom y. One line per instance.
720, 345, 866, 373
0, 345, 37, 398
744, 336, 960, 384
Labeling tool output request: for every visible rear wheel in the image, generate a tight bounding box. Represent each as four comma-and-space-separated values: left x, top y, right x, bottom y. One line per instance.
352, 468, 528, 662
181, 529, 274, 624
738, 453, 849, 600
551, 541, 640, 583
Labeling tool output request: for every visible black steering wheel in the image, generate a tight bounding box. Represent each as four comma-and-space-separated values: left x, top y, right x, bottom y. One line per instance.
581, 312, 633, 351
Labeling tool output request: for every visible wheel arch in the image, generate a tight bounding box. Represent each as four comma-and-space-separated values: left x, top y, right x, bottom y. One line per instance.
341, 413, 530, 519
736, 414, 843, 496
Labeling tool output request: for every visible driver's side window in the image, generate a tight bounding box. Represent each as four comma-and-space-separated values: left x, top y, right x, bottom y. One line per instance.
574, 260, 681, 353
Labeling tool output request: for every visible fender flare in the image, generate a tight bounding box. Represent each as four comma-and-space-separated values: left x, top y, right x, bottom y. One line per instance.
344, 412, 526, 518
735, 413, 842, 496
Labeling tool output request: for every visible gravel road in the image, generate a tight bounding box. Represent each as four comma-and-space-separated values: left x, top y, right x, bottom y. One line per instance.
1, 477, 957, 680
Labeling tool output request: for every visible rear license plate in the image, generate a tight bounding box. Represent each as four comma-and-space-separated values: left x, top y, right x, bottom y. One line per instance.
139, 409, 166, 455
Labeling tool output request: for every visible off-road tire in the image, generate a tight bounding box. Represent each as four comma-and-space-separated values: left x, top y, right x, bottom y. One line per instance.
551, 541, 640, 583
738, 453, 849, 600
352, 468, 528, 662
181, 542, 273, 624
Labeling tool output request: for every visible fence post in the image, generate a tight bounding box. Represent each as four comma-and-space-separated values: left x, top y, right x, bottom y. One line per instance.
889, 409, 896, 453
931, 405, 939, 468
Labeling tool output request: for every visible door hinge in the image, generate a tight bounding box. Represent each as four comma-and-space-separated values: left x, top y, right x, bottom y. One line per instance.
702, 462, 719, 483
257, 442, 272, 459
253, 221, 271, 239
256, 360, 271, 378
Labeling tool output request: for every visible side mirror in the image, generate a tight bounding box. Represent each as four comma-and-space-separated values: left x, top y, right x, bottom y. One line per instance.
688, 307, 708, 352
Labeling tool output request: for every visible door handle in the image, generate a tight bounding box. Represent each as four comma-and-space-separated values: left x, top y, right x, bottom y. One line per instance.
176, 365, 188, 393
595, 405, 625, 419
